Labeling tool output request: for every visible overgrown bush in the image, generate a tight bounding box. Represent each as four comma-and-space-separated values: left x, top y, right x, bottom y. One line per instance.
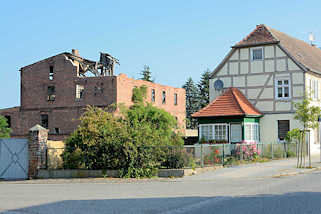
161, 148, 195, 169
62, 86, 184, 178
204, 148, 221, 165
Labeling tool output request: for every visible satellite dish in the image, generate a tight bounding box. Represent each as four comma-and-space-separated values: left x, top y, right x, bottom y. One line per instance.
214, 80, 224, 90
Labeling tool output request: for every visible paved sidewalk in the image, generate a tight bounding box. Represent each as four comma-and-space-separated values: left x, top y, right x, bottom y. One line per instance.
181, 155, 321, 182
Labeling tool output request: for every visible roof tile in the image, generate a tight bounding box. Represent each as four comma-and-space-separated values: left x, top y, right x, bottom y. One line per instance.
192, 87, 262, 118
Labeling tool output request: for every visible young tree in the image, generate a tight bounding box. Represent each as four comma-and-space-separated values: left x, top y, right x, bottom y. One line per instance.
183, 77, 199, 129
197, 69, 211, 109
293, 98, 321, 168
140, 65, 154, 82
0, 115, 11, 138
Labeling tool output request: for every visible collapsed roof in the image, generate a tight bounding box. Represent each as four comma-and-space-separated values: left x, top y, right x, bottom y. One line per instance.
66, 51, 120, 77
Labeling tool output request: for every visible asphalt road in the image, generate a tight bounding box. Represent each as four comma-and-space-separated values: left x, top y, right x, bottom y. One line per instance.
1, 158, 321, 214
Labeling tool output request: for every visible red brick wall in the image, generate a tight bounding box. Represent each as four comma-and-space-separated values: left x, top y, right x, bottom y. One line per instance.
21, 54, 117, 110
2, 52, 186, 139
116, 74, 186, 131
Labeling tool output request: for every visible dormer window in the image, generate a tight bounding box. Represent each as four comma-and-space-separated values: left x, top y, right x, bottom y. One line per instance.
251, 48, 263, 61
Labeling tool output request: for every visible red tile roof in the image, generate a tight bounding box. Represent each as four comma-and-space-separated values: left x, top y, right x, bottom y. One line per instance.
234, 24, 279, 47
192, 88, 262, 118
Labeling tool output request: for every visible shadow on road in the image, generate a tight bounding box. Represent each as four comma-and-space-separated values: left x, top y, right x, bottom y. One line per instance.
2, 192, 321, 214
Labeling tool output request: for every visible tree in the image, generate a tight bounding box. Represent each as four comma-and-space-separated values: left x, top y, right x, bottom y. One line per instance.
293, 98, 321, 168
140, 65, 154, 82
0, 115, 10, 138
197, 69, 211, 109
183, 77, 199, 129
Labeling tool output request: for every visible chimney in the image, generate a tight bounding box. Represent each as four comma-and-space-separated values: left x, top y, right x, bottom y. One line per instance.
72, 49, 79, 56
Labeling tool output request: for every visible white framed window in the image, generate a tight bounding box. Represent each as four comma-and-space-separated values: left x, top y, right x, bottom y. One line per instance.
251, 47, 263, 61
199, 124, 228, 141
275, 78, 291, 100
244, 123, 259, 142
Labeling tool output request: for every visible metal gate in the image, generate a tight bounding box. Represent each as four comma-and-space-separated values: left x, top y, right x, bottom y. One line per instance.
0, 138, 28, 180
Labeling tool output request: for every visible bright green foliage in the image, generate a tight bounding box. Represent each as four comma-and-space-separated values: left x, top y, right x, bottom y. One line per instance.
132, 85, 147, 104
293, 98, 321, 168
183, 77, 199, 129
62, 86, 184, 177
197, 69, 211, 109
286, 128, 301, 143
62, 106, 131, 170
140, 65, 154, 82
0, 115, 11, 138
294, 99, 321, 130
161, 149, 195, 169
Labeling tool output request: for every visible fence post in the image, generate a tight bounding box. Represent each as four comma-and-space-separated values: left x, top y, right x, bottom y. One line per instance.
200, 144, 204, 168
271, 143, 274, 159
222, 144, 225, 166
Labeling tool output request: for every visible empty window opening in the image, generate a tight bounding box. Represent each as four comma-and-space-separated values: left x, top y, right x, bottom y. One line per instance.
76, 85, 85, 99
47, 86, 56, 101
49, 66, 54, 80
54, 128, 60, 134
174, 93, 178, 105
4, 115, 11, 128
41, 114, 49, 129
251, 48, 263, 61
151, 89, 155, 102
162, 91, 166, 104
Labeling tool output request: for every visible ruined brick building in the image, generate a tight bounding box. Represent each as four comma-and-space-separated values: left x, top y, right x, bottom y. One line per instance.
0, 50, 186, 140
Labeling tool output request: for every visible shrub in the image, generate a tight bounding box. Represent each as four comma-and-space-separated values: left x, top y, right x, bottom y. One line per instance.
161, 148, 195, 169
204, 148, 221, 165
62, 86, 184, 178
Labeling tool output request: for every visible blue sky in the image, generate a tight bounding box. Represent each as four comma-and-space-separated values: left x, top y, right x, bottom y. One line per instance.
1, 0, 321, 108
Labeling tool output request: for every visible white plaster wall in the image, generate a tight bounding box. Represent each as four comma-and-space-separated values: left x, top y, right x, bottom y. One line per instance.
276, 46, 286, 57
240, 62, 249, 74
293, 86, 304, 97
229, 62, 238, 75
265, 60, 274, 73
288, 59, 300, 70
230, 50, 239, 60
209, 78, 215, 101
275, 102, 291, 111
276, 59, 286, 71
233, 76, 245, 87
260, 87, 273, 99
256, 101, 273, 111
264, 46, 274, 58
240, 48, 249, 60
247, 88, 260, 99
251, 61, 263, 73
216, 64, 228, 76
247, 74, 269, 86
220, 77, 232, 88
292, 72, 304, 84
260, 113, 303, 143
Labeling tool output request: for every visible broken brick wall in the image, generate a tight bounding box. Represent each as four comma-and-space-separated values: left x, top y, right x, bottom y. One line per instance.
116, 74, 186, 132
